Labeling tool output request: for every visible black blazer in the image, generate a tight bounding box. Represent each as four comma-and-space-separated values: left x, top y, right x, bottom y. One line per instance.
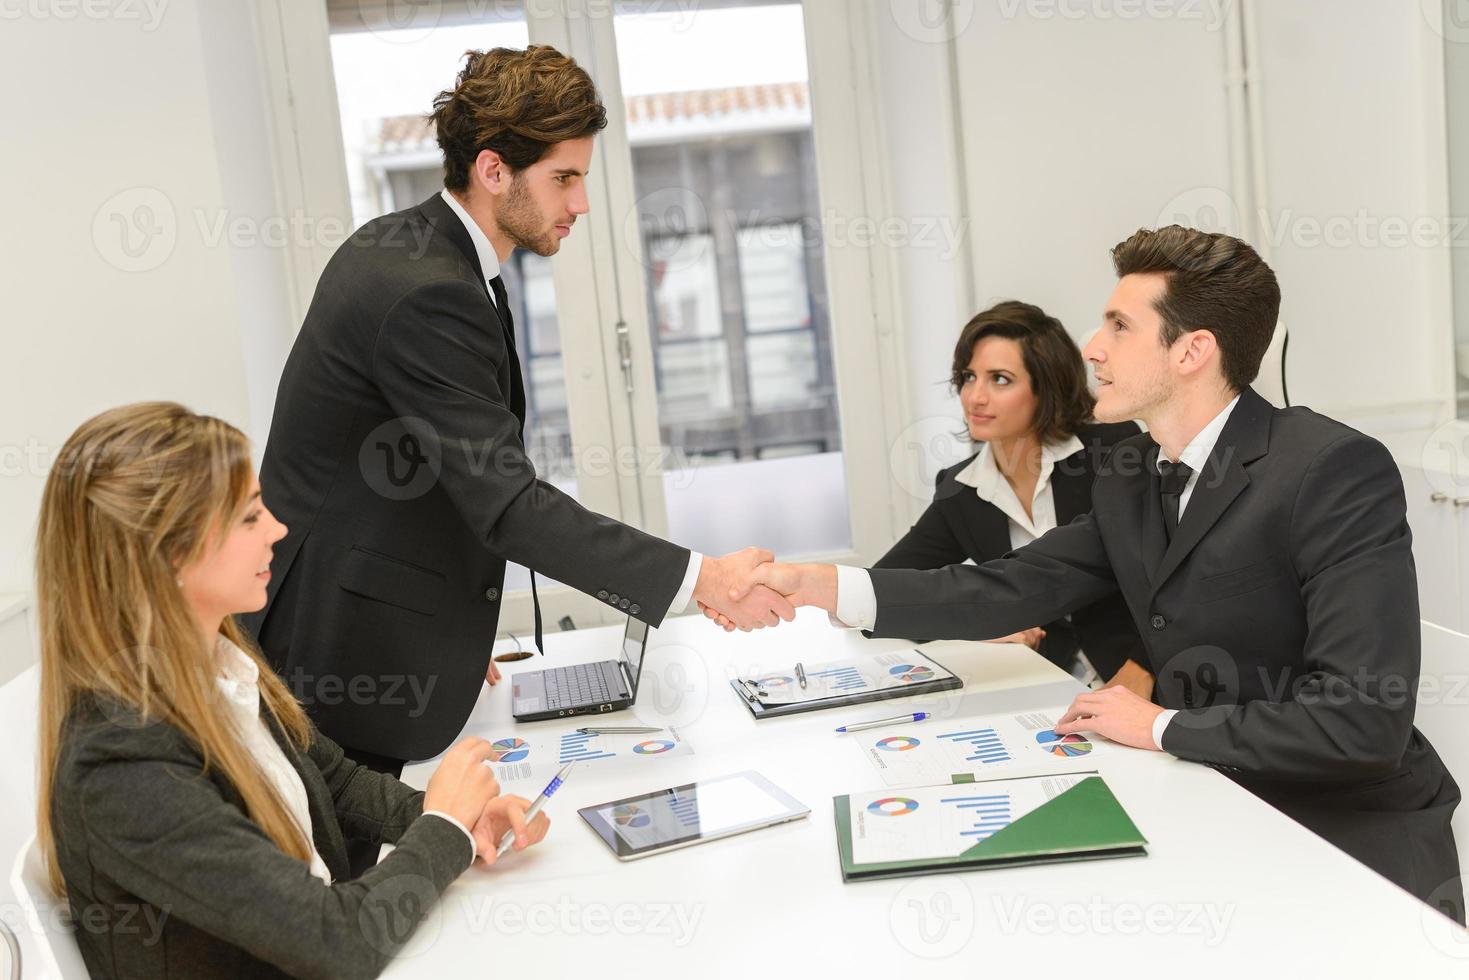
866, 387, 1462, 917
243, 193, 689, 760
874, 421, 1145, 678
51, 695, 472, 979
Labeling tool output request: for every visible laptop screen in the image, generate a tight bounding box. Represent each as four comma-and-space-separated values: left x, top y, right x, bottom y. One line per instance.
620, 617, 650, 696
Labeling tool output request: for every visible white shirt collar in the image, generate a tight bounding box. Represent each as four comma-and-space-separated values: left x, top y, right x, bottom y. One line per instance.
955, 434, 1085, 495
215, 636, 261, 712
439, 188, 501, 294
1154, 394, 1242, 474
957, 437, 1087, 493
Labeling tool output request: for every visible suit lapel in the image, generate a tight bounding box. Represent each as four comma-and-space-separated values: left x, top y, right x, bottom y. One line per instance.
1150, 387, 1272, 592
418, 193, 528, 431
1050, 448, 1094, 525
263, 710, 350, 882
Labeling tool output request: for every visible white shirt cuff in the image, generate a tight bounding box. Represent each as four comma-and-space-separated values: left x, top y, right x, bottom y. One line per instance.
831, 565, 878, 631
423, 810, 477, 861
1151, 709, 1179, 752
671, 551, 703, 613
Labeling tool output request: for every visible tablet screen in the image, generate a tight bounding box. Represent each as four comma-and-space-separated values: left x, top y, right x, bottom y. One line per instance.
580, 771, 809, 858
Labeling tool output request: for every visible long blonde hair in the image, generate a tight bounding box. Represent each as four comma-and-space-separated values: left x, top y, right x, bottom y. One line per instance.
36, 402, 312, 892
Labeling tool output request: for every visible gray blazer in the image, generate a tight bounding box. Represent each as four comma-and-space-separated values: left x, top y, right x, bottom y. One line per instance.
50, 693, 473, 978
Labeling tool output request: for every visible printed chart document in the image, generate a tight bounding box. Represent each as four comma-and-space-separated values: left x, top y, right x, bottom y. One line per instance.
732, 650, 960, 715
834, 772, 1148, 881
850, 708, 1111, 786
475, 722, 691, 787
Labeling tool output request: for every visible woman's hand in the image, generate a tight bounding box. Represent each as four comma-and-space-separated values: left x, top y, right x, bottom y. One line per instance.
1101, 658, 1155, 700
423, 737, 501, 829
471, 795, 552, 866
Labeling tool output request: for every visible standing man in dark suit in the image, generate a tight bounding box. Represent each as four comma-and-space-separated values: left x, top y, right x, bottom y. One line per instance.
244, 45, 792, 870
734, 225, 1463, 922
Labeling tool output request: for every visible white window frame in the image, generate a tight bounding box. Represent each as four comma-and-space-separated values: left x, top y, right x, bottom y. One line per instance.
254, 0, 917, 634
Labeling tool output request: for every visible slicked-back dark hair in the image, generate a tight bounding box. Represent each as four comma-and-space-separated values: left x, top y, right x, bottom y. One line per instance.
1110, 225, 1280, 391
429, 45, 608, 192
951, 300, 1095, 443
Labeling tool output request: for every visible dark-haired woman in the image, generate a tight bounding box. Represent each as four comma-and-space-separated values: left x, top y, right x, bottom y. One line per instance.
876, 301, 1152, 693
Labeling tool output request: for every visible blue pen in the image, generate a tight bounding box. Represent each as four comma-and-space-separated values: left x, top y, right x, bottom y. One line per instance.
835, 711, 930, 734
496, 760, 574, 857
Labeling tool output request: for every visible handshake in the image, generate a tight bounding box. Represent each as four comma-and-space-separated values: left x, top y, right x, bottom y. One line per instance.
692, 548, 839, 632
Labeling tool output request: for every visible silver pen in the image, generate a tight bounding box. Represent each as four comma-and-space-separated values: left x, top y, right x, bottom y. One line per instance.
575, 726, 661, 735
497, 760, 574, 858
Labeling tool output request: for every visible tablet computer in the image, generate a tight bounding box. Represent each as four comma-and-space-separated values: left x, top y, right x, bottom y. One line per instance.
579, 771, 810, 860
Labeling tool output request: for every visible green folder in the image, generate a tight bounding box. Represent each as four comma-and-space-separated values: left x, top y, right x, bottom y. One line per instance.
834, 774, 1148, 882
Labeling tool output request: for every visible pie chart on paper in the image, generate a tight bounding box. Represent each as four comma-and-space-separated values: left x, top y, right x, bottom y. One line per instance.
888, 664, 935, 683
1035, 730, 1093, 757
487, 737, 530, 763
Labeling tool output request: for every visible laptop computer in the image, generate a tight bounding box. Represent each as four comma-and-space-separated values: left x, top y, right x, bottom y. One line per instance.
511, 617, 650, 721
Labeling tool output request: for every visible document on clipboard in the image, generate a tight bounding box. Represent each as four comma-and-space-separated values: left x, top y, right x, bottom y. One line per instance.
730, 649, 962, 719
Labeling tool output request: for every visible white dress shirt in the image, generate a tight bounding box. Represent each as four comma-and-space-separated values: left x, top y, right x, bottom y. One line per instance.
215, 637, 476, 875
438, 189, 702, 612
832, 397, 1242, 752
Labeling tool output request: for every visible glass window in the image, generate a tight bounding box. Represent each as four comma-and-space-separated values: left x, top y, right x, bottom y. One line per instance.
615, 1, 852, 558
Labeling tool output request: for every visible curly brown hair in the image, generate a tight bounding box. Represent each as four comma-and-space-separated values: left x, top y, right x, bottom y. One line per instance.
429, 45, 608, 192
950, 300, 1095, 444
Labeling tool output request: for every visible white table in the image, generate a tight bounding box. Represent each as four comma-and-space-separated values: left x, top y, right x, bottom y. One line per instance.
389, 610, 1469, 976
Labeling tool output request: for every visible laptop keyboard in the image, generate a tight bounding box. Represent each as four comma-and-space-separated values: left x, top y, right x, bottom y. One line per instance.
544, 662, 614, 709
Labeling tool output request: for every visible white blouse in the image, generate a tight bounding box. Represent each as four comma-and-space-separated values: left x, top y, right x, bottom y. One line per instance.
951, 434, 1086, 549
214, 637, 333, 883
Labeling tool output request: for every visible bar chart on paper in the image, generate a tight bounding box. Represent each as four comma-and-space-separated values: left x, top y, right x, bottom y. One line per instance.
473, 724, 693, 786
941, 791, 1013, 840
854, 710, 1106, 786
847, 774, 1089, 865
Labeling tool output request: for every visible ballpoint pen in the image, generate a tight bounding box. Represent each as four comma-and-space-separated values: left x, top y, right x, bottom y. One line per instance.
795, 662, 807, 689
575, 726, 661, 734
497, 760, 574, 857
834, 711, 931, 734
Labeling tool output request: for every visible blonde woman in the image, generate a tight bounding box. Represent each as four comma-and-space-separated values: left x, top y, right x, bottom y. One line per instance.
36, 402, 549, 979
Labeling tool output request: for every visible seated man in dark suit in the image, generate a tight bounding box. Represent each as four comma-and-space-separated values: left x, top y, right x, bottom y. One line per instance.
729, 225, 1464, 923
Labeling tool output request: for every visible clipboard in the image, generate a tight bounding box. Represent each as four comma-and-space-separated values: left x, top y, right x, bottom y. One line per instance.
730, 650, 962, 719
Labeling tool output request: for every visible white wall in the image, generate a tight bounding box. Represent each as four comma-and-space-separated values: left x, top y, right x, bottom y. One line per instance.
0, 0, 296, 598
871, 0, 1456, 469
1251, 1, 1454, 420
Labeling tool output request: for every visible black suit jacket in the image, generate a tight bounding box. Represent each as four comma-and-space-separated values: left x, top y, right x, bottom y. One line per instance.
244, 193, 689, 760
874, 421, 1146, 678
52, 695, 471, 979
867, 387, 1462, 916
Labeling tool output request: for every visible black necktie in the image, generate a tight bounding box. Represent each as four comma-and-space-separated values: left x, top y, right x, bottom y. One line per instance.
488, 274, 544, 657
1158, 458, 1194, 541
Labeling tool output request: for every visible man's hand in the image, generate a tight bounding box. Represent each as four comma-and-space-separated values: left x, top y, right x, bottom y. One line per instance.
1100, 658, 1154, 700
991, 626, 1046, 650
693, 548, 797, 632
469, 794, 551, 867
701, 561, 836, 631
1052, 685, 1164, 750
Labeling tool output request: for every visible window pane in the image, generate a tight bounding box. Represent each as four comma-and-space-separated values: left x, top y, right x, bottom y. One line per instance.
615, 1, 852, 559
326, 10, 571, 592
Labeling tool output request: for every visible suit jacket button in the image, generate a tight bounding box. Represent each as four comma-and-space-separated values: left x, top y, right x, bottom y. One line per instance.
485, 587, 500, 602
619, 598, 630, 610
1150, 614, 1166, 630
597, 590, 609, 601
629, 603, 640, 615
609, 593, 619, 604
